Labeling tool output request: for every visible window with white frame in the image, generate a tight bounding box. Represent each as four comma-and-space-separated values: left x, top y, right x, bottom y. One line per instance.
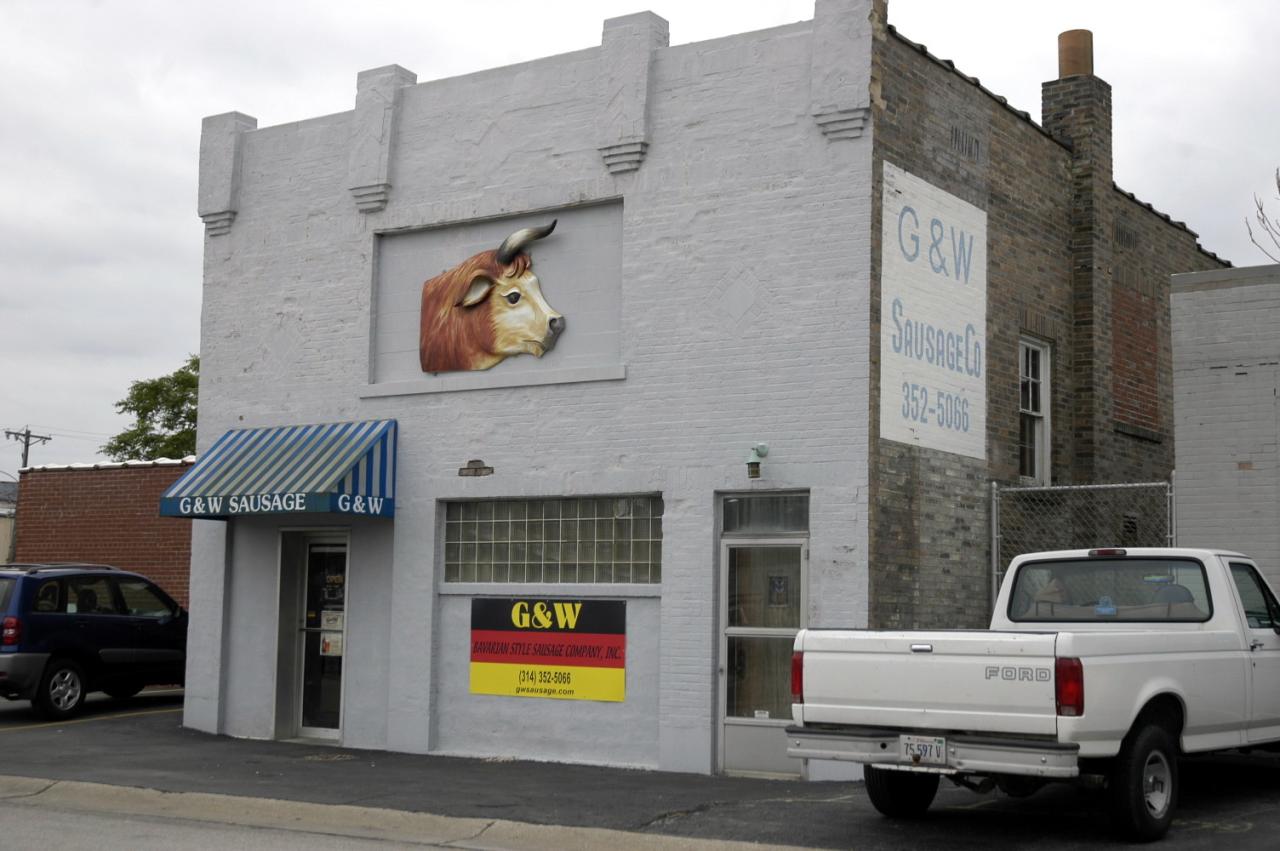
1019, 339, 1051, 483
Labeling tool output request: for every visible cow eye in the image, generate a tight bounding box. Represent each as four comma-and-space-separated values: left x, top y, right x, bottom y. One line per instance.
505, 292, 521, 305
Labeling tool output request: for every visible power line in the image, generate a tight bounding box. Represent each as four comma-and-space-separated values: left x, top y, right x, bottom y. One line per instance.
27, 424, 113, 438
41, 432, 109, 443
5, 426, 52, 468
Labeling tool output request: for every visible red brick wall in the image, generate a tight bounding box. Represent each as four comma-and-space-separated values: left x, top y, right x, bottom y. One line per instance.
13, 465, 193, 607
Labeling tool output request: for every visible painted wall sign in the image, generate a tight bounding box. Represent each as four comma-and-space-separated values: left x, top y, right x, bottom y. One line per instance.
880, 162, 988, 459
419, 221, 564, 373
469, 598, 625, 702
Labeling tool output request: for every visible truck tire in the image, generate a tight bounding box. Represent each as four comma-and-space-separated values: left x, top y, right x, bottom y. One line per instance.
864, 765, 939, 818
1108, 724, 1178, 842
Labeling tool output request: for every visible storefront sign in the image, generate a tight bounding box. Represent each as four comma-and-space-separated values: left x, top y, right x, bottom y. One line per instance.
159, 419, 397, 519
160, 492, 393, 517
469, 598, 625, 701
880, 162, 987, 459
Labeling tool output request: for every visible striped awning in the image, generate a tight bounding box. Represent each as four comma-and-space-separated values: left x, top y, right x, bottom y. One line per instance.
160, 420, 397, 519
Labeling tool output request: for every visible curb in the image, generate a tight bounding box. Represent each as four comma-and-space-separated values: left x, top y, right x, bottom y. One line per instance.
0, 774, 791, 850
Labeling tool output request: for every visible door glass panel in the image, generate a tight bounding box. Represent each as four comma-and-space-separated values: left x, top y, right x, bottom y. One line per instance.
117, 580, 173, 617
1231, 563, 1278, 629
302, 545, 346, 730
726, 636, 793, 720
728, 547, 801, 628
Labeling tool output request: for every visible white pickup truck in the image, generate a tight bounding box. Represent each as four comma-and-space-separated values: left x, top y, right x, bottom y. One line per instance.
787, 547, 1280, 841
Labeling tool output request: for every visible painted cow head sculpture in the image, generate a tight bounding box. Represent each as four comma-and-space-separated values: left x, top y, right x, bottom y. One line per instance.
418, 221, 564, 373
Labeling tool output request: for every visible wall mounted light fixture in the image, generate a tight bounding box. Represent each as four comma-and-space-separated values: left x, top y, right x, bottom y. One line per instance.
746, 443, 768, 479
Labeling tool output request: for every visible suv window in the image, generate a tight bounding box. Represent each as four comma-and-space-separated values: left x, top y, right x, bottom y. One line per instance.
66, 576, 121, 615
0, 577, 13, 610
32, 579, 63, 613
1009, 557, 1212, 622
117, 579, 174, 618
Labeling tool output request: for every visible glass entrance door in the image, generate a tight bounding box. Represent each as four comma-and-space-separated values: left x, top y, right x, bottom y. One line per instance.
299, 543, 346, 737
720, 541, 806, 774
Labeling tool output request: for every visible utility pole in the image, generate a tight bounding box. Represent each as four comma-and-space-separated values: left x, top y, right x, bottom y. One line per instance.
5, 426, 52, 468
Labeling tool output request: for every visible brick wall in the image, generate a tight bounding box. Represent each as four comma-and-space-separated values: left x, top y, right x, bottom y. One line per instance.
14, 464, 193, 606
1102, 190, 1224, 479
870, 28, 1074, 628
868, 24, 1224, 629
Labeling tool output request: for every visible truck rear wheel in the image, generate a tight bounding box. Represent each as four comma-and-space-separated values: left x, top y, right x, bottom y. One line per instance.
864, 765, 939, 818
1108, 724, 1178, 842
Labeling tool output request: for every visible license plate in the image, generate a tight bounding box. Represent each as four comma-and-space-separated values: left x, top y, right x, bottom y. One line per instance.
900, 735, 946, 765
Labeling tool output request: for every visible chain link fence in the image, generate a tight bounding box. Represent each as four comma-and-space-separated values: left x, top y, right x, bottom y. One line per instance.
990, 481, 1175, 605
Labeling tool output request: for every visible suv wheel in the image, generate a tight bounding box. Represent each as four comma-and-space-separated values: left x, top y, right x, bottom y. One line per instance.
35, 658, 87, 720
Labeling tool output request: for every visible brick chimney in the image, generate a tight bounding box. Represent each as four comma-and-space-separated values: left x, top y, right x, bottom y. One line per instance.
1041, 30, 1114, 482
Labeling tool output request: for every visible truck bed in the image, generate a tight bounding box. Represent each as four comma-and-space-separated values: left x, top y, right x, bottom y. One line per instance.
795, 629, 1060, 736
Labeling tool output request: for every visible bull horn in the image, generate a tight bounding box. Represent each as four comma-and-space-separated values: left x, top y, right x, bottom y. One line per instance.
496, 219, 557, 264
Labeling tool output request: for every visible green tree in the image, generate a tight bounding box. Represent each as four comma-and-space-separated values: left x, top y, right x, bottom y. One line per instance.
102, 355, 199, 461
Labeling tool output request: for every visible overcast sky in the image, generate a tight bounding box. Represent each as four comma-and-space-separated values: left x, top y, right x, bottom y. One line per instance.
2, 0, 1276, 471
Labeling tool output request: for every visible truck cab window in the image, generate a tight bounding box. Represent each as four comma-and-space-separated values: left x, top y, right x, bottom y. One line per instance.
1008, 558, 1211, 622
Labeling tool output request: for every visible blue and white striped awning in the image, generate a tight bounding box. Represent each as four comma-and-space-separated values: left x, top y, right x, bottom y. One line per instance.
160, 420, 397, 518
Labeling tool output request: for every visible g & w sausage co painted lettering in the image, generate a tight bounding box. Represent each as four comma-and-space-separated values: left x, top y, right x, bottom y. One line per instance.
174, 493, 387, 515
177, 493, 306, 515
879, 162, 988, 460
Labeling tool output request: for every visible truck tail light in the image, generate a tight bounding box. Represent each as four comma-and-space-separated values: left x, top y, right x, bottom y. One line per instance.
1056, 657, 1084, 717
1, 616, 20, 646
791, 651, 804, 704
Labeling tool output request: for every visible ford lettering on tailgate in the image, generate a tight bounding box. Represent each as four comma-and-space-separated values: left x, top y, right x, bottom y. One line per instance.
984, 665, 1051, 682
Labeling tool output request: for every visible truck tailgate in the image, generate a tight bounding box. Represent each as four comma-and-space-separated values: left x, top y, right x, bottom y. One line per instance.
797, 630, 1059, 736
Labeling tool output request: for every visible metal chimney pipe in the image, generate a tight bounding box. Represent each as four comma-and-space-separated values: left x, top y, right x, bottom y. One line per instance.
1058, 29, 1094, 78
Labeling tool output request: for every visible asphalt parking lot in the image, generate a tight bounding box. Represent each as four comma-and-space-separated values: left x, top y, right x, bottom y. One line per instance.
2, 691, 1280, 849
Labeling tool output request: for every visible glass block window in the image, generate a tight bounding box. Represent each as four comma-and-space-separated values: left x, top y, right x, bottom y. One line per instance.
444, 496, 663, 583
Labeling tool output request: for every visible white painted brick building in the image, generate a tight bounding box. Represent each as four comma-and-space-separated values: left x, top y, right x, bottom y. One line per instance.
176, 0, 1218, 776
1173, 265, 1280, 587
183, 3, 872, 776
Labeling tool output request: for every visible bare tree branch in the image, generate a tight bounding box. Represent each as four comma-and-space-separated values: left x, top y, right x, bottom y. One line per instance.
1247, 167, 1280, 263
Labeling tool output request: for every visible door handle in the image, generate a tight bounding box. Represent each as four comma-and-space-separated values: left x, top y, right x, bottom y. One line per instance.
910, 644, 933, 653
1251, 640, 1266, 651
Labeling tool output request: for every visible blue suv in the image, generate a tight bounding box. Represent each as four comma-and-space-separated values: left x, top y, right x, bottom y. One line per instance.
0, 564, 187, 719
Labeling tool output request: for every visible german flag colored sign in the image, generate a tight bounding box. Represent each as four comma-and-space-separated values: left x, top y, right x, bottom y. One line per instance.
470, 598, 625, 701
